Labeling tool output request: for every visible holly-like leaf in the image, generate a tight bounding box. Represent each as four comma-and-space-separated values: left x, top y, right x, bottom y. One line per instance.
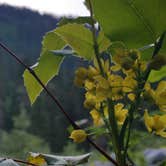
23, 31, 66, 104
91, 0, 166, 59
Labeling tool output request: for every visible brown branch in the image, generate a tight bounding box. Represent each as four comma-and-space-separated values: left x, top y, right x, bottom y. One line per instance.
0, 42, 117, 165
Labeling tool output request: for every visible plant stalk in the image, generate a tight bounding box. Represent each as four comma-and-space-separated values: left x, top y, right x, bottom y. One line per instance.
87, 0, 124, 165
123, 31, 166, 160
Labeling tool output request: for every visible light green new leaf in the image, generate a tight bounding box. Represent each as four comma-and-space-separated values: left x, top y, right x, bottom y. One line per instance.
42, 31, 66, 52
55, 23, 94, 60
148, 66, 166, 82
55, 23, 111, 60
23, 31, 66, 104
91, 0, 166, 59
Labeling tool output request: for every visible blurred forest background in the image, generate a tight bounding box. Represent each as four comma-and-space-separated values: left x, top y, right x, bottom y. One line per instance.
0, 5, 165, 166
0, 5, 90, 158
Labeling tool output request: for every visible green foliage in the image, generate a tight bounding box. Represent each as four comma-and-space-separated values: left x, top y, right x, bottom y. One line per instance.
91, 0, 166, 82
23, 31, 65, 104
24, 23, 111, 104
148, 66, 166, 82
55, 24, 110, 60
91, 0, 166, 55
24, 51, 64, 104
55, 23, 94, 59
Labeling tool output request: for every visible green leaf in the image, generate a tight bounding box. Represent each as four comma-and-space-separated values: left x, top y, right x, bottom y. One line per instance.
42, 31, 66, 52
55, 23, 111, 60
23, 31, 66, 104
91, 0, 166, 59
24, 52, 64, 104
148, 66, 166, 82
23, 25, 110, 104
28, 152, 91, 166
55, 23, 94, 60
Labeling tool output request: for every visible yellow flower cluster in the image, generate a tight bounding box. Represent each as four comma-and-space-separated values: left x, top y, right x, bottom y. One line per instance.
71, 49, 166, 141
143, 81, 166, 138
74, 58, 139, 111
73, 56, 139, 128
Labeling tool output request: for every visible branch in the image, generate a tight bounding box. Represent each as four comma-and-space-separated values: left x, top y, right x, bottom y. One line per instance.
0, 42, 117, 165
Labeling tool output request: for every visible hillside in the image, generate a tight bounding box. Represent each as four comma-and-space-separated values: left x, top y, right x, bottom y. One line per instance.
0, 5, 88, 153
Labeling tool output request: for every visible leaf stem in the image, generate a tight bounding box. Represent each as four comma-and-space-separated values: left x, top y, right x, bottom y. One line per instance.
87, 0, 105, 77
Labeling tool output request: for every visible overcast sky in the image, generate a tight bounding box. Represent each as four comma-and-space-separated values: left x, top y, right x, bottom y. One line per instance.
0, 0, 89, 16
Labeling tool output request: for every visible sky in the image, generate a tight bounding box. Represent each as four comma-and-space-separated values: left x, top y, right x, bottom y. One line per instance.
0, 0, 89, 16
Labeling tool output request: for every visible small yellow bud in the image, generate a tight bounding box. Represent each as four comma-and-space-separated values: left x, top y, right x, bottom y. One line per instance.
75, 67, 88, 78
70, 130, 87, 143
144, 110, 166, 138
90, 109, 103, 126
114, 103, 128, 125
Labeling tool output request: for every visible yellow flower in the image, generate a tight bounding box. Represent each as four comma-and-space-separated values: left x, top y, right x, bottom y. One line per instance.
108, 74, 123, 100
75, 67, 88, 78
128, 93, 136, 101
87, 66, 99, 78
123, 76, 137, 92
144, 110, 166, 138
111, 64, 121, 72
84, 80, 95, 90
74, 67, 88, 87
114, 103, 128, 125
123, 69, 136, 78
93, 58, 110, 74
94, 75, 110, 89
70, 130, 87, 143
84, 92, 97, 109
95, 87, 109, 102
90, 109, 103, 126
27, 153, 46, 166
155, 81, 166, 111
